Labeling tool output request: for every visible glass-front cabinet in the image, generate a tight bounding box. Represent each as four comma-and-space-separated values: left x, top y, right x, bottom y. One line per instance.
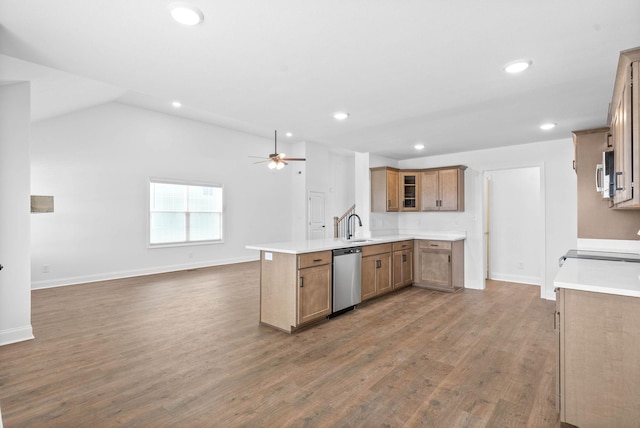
400, 171, 419, 211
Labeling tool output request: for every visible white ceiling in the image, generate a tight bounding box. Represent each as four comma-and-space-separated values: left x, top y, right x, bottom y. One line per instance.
1, 0, 639, 159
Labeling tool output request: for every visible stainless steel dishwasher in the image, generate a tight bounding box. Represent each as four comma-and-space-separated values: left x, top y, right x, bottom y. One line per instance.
331, 247, 362, 316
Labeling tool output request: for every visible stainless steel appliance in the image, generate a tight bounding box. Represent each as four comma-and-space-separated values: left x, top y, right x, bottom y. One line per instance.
595, 150, 615, 198
331, 247, 362, 316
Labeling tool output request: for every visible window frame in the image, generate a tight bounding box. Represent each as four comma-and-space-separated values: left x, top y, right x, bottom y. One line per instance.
147, 177, 224, 248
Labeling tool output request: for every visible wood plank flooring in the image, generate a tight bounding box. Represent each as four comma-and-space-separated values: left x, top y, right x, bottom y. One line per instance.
0, 262, 560, 427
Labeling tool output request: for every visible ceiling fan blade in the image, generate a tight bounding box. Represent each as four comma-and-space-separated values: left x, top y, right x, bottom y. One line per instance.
253, 160, 270, 164
281, 158, 306, 161
248, 156, 268, 159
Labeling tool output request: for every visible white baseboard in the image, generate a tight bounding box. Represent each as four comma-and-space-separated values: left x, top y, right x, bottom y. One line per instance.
0, 325, 34, 346
31, 256, 259, 290
489, 272, 542, 286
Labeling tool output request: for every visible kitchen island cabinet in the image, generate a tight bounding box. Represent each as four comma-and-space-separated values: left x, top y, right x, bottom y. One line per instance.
259, 250, 331, 333
554, 257, 640, 426
248, 233, 465, 333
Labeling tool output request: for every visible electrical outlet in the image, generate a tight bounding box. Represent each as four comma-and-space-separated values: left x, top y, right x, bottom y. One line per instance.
517, 262, 524, 270
42, 264, 50, 273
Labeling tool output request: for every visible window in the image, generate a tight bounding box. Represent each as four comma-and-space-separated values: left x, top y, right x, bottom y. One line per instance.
149, 179, 223, 246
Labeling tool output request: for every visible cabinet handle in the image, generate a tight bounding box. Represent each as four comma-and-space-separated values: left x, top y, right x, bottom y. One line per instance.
402, 254, 407, 262
376, 259, 381, 268
615, 171, 624, 191
388, 199, 391, 207
313, 259, 322, 262
430, 244, 438, 247
448, 255, 451, 263
300, 277, 304, 287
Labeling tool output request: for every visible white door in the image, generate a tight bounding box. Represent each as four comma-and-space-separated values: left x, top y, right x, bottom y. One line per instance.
308, 191, 326, 239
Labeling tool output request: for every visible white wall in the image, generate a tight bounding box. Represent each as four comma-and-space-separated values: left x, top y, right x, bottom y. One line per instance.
292, 141, 356, 240
0, 82, 34, 345
377, 138, 576, 300
30, 102, 295, 288
486, 167, 543, 285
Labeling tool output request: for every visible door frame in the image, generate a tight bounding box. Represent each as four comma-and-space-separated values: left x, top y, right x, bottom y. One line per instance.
482, 164, 547, 298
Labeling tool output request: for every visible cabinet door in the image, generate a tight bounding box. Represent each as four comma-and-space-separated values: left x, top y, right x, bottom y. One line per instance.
376, 253, 393, 294
297, 264, 331, 325
361, 255, 378, 301
400, 172, 419, 211
418, 249, 451, 288
392, 249, 413, 289
613, 77, 633, 204
438, 168, 459, 211
392, 251, 403, 288
387, 169, 399, 211
403, 249, 413, 285
420, 170, 439, 211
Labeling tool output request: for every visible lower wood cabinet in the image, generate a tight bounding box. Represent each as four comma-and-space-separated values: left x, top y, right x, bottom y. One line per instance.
297, 263, 332, 325
259, 250, 331, 333
361, 243, 392, 301
556, 287, 640, 427
392, 240, 413, 289
414, 239, 464, 292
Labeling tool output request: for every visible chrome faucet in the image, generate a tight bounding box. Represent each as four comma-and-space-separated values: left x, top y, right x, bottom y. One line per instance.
346, 213, 362, 240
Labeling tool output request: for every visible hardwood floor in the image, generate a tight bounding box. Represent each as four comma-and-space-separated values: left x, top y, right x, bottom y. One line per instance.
0, 263, 560, 427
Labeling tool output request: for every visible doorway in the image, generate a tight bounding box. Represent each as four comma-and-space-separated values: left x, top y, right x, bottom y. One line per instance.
484, 167, 544, 288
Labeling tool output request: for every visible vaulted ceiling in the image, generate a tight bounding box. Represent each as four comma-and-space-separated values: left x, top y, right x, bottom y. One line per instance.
1, 0, 639, 159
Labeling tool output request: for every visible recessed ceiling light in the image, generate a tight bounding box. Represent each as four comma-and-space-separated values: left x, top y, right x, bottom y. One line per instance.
540, 122, 556, 130
168, 3, 204, 26
504, 59, 532, 74
285, 132, 293, 137
333, 112, 350, 121
414, 143, 425, 150
172, 101, 182, 108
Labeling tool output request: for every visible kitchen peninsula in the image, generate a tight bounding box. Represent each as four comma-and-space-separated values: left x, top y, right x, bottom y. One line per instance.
247, 233, 465, 333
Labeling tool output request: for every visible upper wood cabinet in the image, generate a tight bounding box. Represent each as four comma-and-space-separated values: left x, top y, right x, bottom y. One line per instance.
420, 166, 466, 212
371, 165, 466, 213
399, 171, 420, 211
609, 48, 640, 208
371, 167, 399, 212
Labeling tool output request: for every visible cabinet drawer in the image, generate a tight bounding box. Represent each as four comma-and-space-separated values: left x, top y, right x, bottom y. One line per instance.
392, 240, 413, 251
418, 240, 452, 250
298, 251, 332, 269
362, 243, 392, 257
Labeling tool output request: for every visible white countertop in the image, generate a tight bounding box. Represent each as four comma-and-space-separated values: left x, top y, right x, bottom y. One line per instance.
554, 257, 640, 298
246, 232, 466, 254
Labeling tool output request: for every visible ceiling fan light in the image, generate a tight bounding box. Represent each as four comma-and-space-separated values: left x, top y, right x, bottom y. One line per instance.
268, 160, 277, 169
276, 161, 285, 170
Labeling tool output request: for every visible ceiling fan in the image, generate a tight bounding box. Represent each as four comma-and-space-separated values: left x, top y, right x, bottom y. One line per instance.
251, 130, 306, 169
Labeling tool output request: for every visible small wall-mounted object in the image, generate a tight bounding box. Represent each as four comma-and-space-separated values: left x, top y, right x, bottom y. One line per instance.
31, 195, 54, 213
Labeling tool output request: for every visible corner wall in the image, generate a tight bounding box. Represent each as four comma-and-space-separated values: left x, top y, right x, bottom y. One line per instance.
0, 82, 33, 345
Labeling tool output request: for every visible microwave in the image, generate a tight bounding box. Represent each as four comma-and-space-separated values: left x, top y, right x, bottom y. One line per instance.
595, 150, 615, 198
